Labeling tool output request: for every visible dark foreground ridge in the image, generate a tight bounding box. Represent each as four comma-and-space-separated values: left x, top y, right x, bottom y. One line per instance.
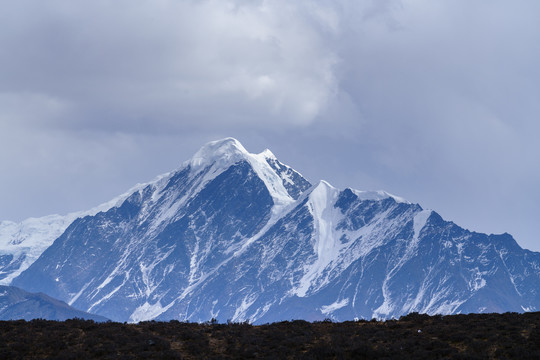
1, 312, 539, 359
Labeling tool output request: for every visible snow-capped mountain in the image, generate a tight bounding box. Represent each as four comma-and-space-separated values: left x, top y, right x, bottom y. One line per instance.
9, 138, 540, 323
0, 179, 160, 285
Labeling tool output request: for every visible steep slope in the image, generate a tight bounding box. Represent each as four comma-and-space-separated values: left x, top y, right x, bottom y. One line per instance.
0, 179, 160, 285
0, 215, 78, 285
13, 138, 311, 321
261, 185, 540, 321
151, 181, 540, 323
11, 138, 540, 323
0, 285, 108, 321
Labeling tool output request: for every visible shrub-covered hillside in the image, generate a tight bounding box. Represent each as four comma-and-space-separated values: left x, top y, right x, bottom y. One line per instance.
0, 312, 539, 359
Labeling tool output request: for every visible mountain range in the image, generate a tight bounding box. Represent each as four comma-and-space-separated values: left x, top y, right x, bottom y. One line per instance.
2, 138, 539, 323
0, 285, 107, 321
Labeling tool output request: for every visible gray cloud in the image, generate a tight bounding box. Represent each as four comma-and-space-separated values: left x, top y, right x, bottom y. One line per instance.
1, 0, 539, 251
0, 0, 341, 132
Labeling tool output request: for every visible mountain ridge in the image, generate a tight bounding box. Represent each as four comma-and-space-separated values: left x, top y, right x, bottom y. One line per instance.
0, 285, 108, 321
4, 138, 540, 323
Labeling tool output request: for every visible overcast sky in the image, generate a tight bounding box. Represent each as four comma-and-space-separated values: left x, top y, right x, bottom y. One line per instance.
1, 0, 539, 251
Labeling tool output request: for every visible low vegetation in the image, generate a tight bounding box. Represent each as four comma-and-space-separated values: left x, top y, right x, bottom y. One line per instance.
0, 312, 538, 359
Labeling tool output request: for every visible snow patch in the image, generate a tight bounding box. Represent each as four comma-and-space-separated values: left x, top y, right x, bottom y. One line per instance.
232, 294, 257, 322
259, 148, 276, 160
188, 138, 248, 172
246, 150, 295, 210
351, 189, 410, 204
295, 181, 342, 297
68, 281, 92, 306
130, 300, 174, 323
469, 269, 487, 291
413, 210, 432, 241
321, 298, 349, 315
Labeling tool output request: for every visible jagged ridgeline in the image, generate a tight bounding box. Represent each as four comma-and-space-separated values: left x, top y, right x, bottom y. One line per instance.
2, 138, 540, 323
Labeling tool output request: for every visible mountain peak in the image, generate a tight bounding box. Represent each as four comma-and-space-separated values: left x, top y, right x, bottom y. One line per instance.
317, 180, 335, 189
185, 137, 304, 208
188, 138, 248, 171
259, 148, 276, 159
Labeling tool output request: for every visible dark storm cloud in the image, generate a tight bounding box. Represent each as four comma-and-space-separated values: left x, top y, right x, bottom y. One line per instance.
1, 0, 539, 251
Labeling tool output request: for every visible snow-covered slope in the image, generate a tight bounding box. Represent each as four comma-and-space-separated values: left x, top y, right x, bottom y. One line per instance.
0, 191, 140, 285
0, 168, 180, 286
1, 215, 77, 285
10, 138, 540, 323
